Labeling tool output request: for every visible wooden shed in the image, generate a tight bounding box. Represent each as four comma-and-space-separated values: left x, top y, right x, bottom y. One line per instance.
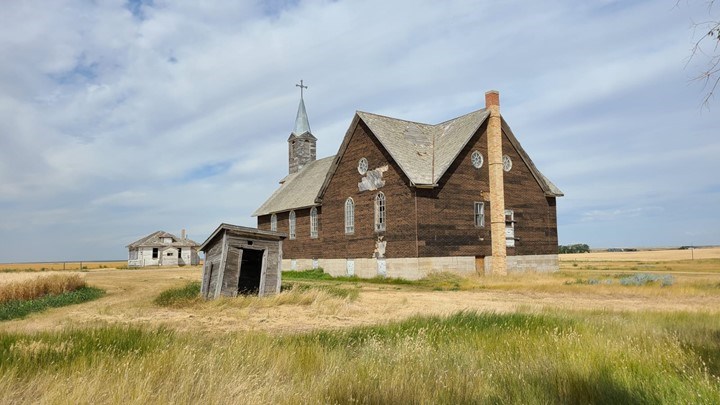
199, 223, 286, 299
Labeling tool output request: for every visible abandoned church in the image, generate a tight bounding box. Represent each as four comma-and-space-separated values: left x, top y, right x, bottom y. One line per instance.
253, 87, 563, 278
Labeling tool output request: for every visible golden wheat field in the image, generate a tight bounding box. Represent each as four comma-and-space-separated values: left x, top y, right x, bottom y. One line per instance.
0, 260, 126, 272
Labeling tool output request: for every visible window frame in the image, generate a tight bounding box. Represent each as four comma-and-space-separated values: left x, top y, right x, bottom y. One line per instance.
345, 198, 355, 235
474, 202, 485, 227
289, 210, 296, 240
310, 207, 319, 238
374, 192, 386, 232
270, 213, 277, 232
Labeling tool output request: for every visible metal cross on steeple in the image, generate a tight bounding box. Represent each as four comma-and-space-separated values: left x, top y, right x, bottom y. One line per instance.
296, 79, 308, 99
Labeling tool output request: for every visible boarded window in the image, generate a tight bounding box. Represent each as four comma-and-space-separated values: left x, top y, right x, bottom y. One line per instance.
505, 209, 515, 247
345, 198, 354, 234
289, 211, 296, 240
310, 207, 318, 238
375, 192, 386, 232
474, 202, 485, 227
152, 248, 158, 259
270, 214, 277, 232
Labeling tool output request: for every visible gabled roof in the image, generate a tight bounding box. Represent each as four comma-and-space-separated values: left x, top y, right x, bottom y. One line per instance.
254, 107, 563, 217
316, 110, 563, 200
126, 231, 199, 249
199, 223, 286, 252
252, 156, 335, 216
357, 109, 491, 185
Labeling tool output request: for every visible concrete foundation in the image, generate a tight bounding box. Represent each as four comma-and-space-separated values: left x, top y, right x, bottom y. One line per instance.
283, 254, 558, 279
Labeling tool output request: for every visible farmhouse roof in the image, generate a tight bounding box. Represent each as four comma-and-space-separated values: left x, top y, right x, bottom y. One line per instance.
252, 156, 335, 216
126, 231, 199, 249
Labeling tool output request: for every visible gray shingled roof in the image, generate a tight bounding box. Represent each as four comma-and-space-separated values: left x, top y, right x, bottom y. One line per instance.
358, 109, 491, 185
126, 231, 199, 249
252, 156, 335, 216
255, 108, 563, 216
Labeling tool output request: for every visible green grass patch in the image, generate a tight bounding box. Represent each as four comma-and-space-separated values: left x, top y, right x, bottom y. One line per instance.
154, 281, 201, 307
0, 287, 104, 321
281, 282, 359, 300
0, 325, 175, 375
284, 268, 478, 290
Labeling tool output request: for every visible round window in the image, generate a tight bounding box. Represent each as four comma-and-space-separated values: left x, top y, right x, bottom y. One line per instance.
358, 157, 368, 175
471, 151, 484, 169
502, 155, 512, 172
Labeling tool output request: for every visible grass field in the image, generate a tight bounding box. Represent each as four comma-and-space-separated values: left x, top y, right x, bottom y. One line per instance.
0, 249, 718, 403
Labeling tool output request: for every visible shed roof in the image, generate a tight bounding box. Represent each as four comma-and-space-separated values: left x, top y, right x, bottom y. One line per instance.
199, 223, 287, 252
126, 231, 199, 249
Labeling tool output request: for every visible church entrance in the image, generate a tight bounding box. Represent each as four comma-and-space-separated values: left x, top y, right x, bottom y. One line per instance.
238, 249, 264, 294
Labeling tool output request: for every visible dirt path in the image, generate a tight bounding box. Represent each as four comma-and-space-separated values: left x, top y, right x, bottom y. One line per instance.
1, 267, 719, 335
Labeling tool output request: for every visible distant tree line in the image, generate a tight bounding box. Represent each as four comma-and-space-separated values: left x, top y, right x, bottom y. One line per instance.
558, 244, 590, 254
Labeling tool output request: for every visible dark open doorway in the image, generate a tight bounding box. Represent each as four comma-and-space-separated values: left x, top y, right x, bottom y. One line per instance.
238, 249, 264, 294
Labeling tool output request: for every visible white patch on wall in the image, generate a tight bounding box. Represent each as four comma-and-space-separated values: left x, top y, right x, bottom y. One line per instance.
358, 165, 388, 192
373, 236, 386, 258
291, 259, 297, 270
346, 259, 355, 276
312, 258, 319, 269
377, 259, 387, 277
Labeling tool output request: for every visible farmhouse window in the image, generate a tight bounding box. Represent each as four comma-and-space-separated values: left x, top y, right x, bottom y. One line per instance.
375, 192, 386, 232
345, 198, 355, 234
166, 252, 173, 256
289, 210, 296, 240
152, 248, 159, 259
178, 248, 182, 257
270, 214, 277, 232
310, 207, 319, 238
474, 202, 485, 227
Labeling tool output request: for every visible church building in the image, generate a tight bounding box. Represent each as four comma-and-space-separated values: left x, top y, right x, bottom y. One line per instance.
253, 86, 562, 279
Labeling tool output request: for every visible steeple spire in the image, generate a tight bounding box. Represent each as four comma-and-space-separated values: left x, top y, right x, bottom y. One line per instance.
288, 80, 317, 174
293, 80, 311, 135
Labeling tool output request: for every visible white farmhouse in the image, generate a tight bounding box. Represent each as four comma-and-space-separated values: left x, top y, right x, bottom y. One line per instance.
127, 230, 200, 267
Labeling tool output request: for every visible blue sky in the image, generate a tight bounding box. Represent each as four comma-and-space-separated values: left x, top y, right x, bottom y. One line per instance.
0, 0, 718, 262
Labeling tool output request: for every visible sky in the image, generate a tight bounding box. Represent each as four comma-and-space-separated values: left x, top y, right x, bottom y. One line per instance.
1, 0, 719, 262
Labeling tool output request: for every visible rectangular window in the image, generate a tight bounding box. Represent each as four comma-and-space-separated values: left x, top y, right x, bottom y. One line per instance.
310, 207, 318, 238
374, 192, 386, 232
166, 252, 173, 256
474, 202, 485, 227
289, 211, 296, 240
270, 214, 277, 232
152, 248, 159, 259
345, 198, 355, 234
505, 209, 515, 247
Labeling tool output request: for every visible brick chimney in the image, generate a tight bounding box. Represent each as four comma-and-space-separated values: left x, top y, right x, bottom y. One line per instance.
485, 90, 507, 275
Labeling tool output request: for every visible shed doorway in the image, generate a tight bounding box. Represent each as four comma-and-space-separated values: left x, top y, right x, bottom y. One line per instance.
238, 249, 264, 294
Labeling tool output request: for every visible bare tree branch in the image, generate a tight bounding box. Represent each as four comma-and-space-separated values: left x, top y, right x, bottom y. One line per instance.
684, 0, 720, 108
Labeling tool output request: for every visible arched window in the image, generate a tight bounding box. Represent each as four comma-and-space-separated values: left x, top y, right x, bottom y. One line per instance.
374, 192, 386, 232
310, 207, 318, 238
289, 210, 296, 240
270, 213, 277, 232
345, 198, 354, 234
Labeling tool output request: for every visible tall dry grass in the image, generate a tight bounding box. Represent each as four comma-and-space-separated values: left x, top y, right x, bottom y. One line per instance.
0, 274, 86, 304
0, 311, 718, 403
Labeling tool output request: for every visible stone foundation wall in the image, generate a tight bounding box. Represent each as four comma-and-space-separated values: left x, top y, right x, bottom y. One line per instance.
484, 254, 559, 275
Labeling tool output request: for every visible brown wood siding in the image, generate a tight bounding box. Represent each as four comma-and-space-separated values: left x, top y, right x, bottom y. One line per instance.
256, 115, 558, 261
316, 121, 418, 259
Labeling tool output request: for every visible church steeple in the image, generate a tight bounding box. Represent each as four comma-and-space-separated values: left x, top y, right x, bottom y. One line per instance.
288, 80, 317, 174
